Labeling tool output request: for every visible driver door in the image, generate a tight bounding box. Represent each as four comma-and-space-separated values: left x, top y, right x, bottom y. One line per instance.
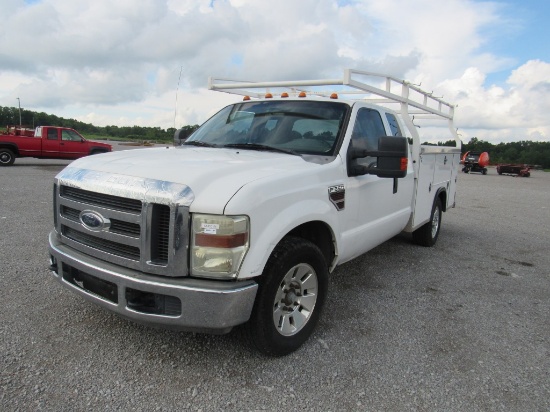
59, 129, 88, 159
342, 105, 414, 260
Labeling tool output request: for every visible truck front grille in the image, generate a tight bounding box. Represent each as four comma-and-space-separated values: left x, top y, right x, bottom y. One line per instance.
151, 204, 171, 264
62, 226, 141, 260
60, 186, 142, 213
55, 183, 188, 277
61, 205, 141, 237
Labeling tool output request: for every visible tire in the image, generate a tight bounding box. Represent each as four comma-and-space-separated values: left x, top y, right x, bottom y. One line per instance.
0, 148, 15, 166
245, 237, 328, 356
412, 197, 442, 247
482, 168, 487, 175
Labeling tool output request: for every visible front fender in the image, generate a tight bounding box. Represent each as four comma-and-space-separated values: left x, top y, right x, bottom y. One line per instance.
237, 198, 338, 279
222, 155, 346, 280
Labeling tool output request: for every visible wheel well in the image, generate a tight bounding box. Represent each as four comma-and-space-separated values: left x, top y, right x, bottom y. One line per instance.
286, 221, 335, 268
437, 189, 447, 212
0, 144, 19, 156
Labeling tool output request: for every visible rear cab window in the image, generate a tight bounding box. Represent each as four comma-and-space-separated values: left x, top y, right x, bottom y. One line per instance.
385, 113, 403, 136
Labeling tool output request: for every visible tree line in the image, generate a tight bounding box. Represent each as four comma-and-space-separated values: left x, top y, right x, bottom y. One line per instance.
1, 105, 548, 167
428, 137, 550, 168
0, 105, 199, 142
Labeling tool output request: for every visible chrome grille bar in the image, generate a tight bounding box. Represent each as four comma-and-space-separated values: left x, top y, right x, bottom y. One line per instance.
60, 186, 142, 213
62, 225, 141, 260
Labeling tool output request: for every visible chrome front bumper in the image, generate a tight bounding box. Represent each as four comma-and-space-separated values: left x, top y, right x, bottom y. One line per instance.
48, 231, 258, 334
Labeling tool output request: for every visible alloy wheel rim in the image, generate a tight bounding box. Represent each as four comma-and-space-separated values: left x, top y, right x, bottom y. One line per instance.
431, 206, 440, 238
273, 263, 318, 336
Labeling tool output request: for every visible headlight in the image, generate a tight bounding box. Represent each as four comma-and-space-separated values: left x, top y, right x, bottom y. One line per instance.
191, 214, 249, 279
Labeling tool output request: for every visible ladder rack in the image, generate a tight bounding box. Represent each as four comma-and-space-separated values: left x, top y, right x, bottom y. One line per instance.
208, 69, 461, 150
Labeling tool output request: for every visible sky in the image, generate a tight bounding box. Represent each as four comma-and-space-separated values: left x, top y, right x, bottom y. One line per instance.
1, 0, 550, 144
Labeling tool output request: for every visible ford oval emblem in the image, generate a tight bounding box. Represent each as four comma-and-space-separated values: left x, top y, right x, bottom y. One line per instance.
79, 210, 110, 232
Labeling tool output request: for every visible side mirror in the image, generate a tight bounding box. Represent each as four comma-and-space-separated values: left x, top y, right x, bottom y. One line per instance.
347, 136, 408, 178
174, 128, 191, 146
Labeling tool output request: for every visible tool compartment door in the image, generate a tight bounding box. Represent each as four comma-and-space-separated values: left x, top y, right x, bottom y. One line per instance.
412, 153, 436, 228
433, 152, 452, 188
410, 148, 459, 230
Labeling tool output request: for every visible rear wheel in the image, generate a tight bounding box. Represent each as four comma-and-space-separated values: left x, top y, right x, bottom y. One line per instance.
0, 149, 15, 166
412, 197, 442, 247
245, 237, 328, 356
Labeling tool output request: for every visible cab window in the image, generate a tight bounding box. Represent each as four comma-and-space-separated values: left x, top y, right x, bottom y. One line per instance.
61, 130, 82, 141
351, 108, 386, 166
47, 129, 58, 140
385, 113, 402, 136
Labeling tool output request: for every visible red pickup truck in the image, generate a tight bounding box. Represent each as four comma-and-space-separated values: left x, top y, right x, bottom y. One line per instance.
0, 125, 112, 166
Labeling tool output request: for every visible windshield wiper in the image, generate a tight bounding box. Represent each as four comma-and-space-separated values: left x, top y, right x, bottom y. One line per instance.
223, 143, 299, 156
183, 141, 219, 148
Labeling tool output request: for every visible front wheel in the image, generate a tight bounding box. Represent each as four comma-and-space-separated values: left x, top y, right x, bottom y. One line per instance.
0, 148, 15, 166
245, 237, 328, 356
412, 197, 442, 247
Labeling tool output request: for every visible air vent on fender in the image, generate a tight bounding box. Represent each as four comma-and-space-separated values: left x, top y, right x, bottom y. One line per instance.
328, 184, 345, 211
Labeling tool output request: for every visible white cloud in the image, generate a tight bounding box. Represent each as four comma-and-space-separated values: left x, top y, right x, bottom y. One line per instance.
434, 61, 550, 142
0, 0, 548, 143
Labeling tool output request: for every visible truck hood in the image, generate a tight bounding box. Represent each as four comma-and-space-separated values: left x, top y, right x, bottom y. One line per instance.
67, 146, 322, 213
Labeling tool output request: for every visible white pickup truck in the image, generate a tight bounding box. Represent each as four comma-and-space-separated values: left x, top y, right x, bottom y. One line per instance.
48, 70, 461, 356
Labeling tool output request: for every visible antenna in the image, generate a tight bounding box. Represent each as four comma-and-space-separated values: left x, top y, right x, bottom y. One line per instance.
174, 66, 183, 129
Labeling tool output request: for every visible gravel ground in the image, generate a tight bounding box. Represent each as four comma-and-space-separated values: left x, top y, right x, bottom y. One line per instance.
1, 155, 549, 411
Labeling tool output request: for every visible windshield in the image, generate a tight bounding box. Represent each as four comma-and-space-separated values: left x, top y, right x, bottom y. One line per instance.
185, 100, 349, 156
